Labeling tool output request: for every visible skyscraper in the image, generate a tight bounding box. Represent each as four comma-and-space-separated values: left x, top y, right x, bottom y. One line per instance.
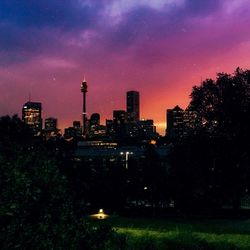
166, 105, 184, 139
113, 110, 127, 137
127, 91, 139, 122
167, 105, 201, 139
22, 101, 42, 136
44, 117, 58, 139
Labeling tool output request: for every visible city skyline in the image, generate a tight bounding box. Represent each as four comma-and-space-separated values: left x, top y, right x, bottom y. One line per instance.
1, 1, 250, 135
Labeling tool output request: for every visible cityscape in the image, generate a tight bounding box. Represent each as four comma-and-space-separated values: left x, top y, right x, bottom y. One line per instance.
1, 1, 250, 249
22, 78, 201, 141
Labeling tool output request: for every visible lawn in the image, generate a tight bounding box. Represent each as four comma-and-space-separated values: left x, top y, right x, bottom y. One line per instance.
88, 216, 250, 249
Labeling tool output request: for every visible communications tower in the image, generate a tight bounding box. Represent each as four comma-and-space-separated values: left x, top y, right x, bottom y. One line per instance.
81, 77, 88, 137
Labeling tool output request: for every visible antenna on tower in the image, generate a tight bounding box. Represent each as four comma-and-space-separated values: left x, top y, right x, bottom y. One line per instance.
28, 92, 31, 102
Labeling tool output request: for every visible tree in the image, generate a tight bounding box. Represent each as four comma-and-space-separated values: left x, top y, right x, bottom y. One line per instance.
189, 68, 250, 139
186, 68, 250, 210
0, 115, 115, 249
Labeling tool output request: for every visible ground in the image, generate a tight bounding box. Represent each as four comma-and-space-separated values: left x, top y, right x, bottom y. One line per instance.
88, 216, 250, 249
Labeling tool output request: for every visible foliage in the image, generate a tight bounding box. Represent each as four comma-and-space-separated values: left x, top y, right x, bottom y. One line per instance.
169, 68, 250, 211
189, 67, 250, 138
0, 115, 116, 249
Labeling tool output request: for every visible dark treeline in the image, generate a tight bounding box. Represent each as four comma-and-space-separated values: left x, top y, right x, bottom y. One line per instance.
1, 67, 250, 248
169, 67, 250, 212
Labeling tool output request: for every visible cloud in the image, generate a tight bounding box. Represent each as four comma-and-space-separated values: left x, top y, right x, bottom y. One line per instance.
1, 0, 247, 66
0, 0, 100, 30
1, 0, 250, 134
185, 0, 223, 16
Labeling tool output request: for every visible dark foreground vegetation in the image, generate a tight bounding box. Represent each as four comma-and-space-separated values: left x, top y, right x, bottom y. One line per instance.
1, 68, 250, 249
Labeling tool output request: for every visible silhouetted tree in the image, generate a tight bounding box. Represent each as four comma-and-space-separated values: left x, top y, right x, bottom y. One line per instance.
184, 68, 250, 211
0, 115, 115, 249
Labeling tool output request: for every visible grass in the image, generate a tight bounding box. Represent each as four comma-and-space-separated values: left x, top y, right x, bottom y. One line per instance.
88, 216, 250, 249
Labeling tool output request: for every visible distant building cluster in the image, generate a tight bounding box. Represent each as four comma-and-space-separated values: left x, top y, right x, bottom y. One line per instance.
21, 79, 156, 141
22, 101, 60, 138
21, 78, 202, 141
166, 105, 201, 139
64, 89, 156, 140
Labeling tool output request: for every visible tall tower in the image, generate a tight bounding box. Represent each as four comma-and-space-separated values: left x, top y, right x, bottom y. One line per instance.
81, 77, 88, 137
127, 91, 139, 122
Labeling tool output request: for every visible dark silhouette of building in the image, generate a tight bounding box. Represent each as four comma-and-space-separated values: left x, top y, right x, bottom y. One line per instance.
88, 113, 106, 138
45, 117, 57, 131
138, 119, 156, 138
64, 127, 76, 139
167, 105, 201, 139
22, 101, 42, 136
64, 121, 82, 139
127, 91, 139, 122
113, 110, 127, 138
73, 120, 82, 137
44, 117, 59, 138
73, 120, 81, 129
106, 119, 114, 136
90, 113, 100, 126
166, 105, 184, 139
81, 77, 88, 137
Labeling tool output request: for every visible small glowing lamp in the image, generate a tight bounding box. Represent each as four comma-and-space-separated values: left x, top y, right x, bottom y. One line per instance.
90, 208, 108, 220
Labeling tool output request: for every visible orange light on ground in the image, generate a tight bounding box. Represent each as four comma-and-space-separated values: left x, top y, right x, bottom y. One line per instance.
90, 209, 109, 220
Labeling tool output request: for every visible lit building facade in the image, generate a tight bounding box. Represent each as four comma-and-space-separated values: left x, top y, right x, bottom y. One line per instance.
22, 101, 42, 136
167, 105, 201, 139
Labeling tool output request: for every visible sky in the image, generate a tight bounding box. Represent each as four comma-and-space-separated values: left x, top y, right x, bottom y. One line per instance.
1, 0, 250, 135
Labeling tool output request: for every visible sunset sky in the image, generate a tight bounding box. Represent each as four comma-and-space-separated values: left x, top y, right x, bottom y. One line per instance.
1, 0, 250, 134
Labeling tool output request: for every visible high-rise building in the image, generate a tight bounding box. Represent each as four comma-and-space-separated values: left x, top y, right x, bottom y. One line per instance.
167, 105, 201, 139
127, 91, 139, 122
44, 117, 58, 139
45, 117, 57, 131
88, 113, 106, 138
166, 105, 184, 139
90, 113, 100, 126
22, 101, 42, 136
106, 119, 114, 136
138, 119, 156, 138
113, 110, 127, 137
73, 120, 82, 137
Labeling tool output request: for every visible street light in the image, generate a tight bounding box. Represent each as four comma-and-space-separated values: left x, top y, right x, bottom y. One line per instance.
120, 151, 133, 169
